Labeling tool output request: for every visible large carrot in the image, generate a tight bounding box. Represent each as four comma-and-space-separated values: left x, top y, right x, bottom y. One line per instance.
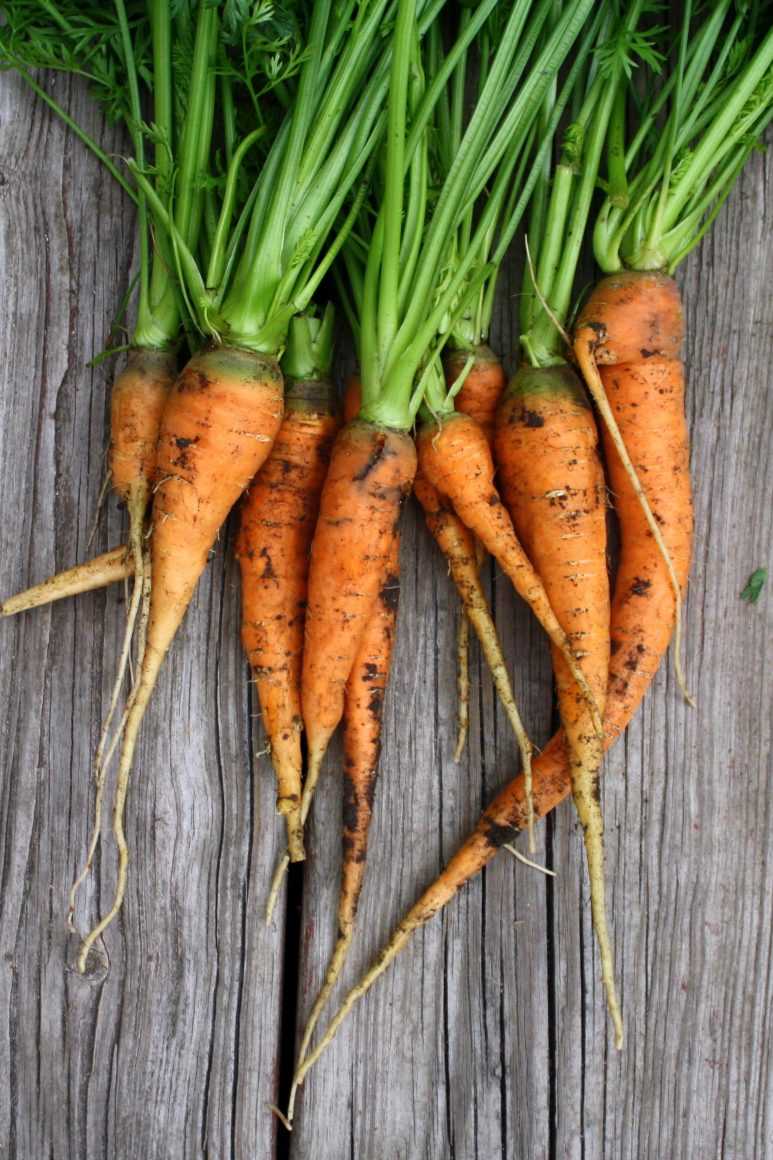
488, 35, 634, 1043
76, 347, 284, 970
288, 535, 400, 1119
495, 364, 616, 1042
236, 313, 339, 864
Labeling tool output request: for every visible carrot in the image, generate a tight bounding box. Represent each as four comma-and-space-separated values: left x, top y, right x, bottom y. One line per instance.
235, 362, 339, 864
416, 412, 603, 737
412, 470, 534, 812
291, 271, 695, 1077
288, 535, 400, 1120
573, 272, 693, 706
443, 346, 506, 761
1, 547, 132, 617
76, 347, 284, 970
446, 344, 506, 444
300, 420, 416, 816
495, 362, 619, 1045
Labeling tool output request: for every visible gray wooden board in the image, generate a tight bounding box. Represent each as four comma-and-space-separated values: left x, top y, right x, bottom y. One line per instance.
0, 72, 770, 1160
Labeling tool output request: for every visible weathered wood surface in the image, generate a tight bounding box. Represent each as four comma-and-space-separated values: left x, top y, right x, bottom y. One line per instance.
0, 72, 771, 1160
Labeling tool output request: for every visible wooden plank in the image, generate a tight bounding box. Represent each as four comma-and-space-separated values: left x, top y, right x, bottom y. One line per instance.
0, 74, 286, 1159
1, 69, 771, 1160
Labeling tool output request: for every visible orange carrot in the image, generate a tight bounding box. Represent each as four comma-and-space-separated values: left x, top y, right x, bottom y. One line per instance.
235, 375, 339, 863
1, 547, 132, 617
76, 346, 283, 970
291, 272, 693, 1078
443, 346, 506, 760
495, 362, 619, 1045
445, 344, 506, 443
288, 536, 400, 1117
412, 470, 533, 809
573, 271, 692, 703
300, 420, 416, 807
416, 413, 602, 735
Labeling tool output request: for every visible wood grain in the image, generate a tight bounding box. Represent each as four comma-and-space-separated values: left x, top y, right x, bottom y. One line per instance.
0, 72, 770, 1160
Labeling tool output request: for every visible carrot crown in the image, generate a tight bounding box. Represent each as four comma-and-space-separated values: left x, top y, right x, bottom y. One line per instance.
281, 306, 335, 383
594, 3, 773, 275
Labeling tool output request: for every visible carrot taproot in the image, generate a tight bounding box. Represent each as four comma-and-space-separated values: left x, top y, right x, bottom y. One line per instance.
76, 346, 283, 970
300, 419, 416, 814
416, 413, 602, 737
495, 362, 620, 1046
443, 345, 506, 761
412, 470, 533, 810
1, 546, 132, 617
288, 535, 400, 1118
264, 419, 415, 919
235, 375, 339, 864
573, 271, 693, 704
291, 287, 694, 1078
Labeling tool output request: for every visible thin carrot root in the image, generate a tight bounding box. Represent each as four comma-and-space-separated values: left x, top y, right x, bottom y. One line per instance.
265, 745, 325, 922
575, 785, 623, 1048
77, 347, 284, 968
287, 929, 353, 1122
87, 466, 112, 549
293, 924, 413, 1091
414, 472, 535, 846
503, 844, 556, 877
1, 546, 132, 616
453, 612, 470, 761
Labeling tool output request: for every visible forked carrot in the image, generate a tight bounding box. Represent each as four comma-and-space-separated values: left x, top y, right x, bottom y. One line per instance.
76, 347, 284, 970
236, 348, 339, 864
573, 272, 693, 706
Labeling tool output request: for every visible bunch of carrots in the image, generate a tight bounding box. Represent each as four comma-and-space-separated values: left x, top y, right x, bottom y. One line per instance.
1, 0, 771, 1127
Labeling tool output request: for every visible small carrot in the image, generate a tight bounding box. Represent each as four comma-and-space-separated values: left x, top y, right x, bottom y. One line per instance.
443, 345, 506, 760
76, 346, 284, 970
416, 412, 602, 737
412, 470, 533, 804
446, 344, 506, 444
236, 312, 339, 864
1, 547, 132, 617
288, 536, 400, 1119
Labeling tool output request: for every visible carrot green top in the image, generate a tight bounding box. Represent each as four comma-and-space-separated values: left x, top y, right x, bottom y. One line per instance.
594, 1, 773, 275
518, 0, 656, 368
346, 0, 597, 432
